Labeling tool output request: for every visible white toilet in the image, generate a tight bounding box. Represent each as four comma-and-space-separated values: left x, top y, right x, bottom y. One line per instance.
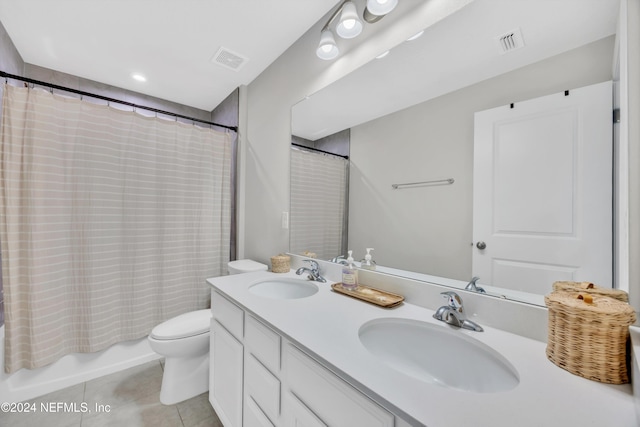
148, 259, 268, 405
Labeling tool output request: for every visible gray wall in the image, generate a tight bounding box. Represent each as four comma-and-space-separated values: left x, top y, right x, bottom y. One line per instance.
0, 20, 22, 75
348, 36, 615, 280
23, 64, 213, 124
239, 1, 465, 264
292, 129, 350, 158
626, 0, 640, 310
0, 19, 21, 327
242, 2, 640, 312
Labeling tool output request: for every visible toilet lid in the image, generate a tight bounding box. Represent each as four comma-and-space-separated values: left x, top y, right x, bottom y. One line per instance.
150, 309, 212, 340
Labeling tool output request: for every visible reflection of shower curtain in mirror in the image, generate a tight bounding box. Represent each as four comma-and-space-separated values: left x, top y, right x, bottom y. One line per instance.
290, 147, 348, 260
0, 84, 232, 373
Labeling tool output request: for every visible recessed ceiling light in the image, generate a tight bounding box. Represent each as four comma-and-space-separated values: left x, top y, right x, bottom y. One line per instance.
131, 73, 147, 82
376, 50, 390, 59
407, 30, 424, 41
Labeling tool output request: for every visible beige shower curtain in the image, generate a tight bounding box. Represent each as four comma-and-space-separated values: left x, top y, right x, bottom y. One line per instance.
0, 84, 232, 373
290, 147, 348, 260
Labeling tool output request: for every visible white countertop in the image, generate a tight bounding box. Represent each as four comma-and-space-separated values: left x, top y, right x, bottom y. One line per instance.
208, 270, 636, 427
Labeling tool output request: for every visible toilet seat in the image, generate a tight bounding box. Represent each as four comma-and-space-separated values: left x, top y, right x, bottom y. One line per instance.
150, 309, 211, 340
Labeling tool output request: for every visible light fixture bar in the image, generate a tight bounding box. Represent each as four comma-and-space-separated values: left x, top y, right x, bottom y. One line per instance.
320, 0, 350, 32
316, 0, 398, 60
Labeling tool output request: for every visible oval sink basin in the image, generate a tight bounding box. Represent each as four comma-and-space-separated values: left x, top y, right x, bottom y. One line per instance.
358, 318, 519, 393
249, 278, 319, 300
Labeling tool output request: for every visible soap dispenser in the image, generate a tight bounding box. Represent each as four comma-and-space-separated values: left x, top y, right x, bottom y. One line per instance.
341, 250, 359, 290
360, 248, 376, 270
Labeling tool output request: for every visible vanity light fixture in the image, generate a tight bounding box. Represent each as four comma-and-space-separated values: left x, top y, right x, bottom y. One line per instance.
316, 29, 340, 60
366, 0, 398, 17
336, 1, 363, 39
363, 0, 398, 23
316, 0, 397, 60
376, 50, 390, 59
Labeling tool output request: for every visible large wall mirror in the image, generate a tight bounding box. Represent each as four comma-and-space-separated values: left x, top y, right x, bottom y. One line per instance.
290, 0, 621, 306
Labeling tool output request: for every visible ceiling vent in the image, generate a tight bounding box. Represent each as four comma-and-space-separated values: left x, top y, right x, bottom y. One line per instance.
496, 28, 525, 54
211, 47, 248, 71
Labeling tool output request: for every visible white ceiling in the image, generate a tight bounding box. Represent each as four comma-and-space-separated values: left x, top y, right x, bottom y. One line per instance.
292, 0, 621, 140
0, 0, 340, 111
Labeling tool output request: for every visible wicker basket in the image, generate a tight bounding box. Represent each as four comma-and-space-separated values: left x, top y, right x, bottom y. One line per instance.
545, 292, 636, 384
270, 254, 291, 273
553, 281, 628, 302
301, 251, 317, 259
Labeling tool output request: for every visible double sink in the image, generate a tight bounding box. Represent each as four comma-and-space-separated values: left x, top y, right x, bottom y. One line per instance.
248, 277, 519, 394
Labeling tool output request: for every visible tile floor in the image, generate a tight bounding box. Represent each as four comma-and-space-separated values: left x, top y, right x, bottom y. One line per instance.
0, 360, 223, 427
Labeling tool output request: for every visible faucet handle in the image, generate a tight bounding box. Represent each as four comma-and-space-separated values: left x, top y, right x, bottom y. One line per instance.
440, 291, 463, 313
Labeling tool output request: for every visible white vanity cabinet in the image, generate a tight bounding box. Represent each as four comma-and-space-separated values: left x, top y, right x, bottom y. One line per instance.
209, 290, 399, 427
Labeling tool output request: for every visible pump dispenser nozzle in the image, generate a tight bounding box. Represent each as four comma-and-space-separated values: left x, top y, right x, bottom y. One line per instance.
361, 248, 376, 270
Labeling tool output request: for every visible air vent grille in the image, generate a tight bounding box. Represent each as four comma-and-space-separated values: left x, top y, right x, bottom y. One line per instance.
497, 28, 525, 54
212, 47, 248, 71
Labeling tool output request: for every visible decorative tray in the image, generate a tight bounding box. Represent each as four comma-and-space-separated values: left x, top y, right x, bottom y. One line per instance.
331, 283, 404, 308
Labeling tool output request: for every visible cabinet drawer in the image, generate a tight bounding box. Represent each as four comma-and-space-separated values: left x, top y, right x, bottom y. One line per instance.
284, 344, 393, 427
245, 315, 281, 374
245, 353, 281, 422
212, 290, 244, 340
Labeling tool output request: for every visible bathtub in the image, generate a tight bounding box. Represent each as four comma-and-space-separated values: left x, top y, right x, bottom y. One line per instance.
0, 325, 162, 402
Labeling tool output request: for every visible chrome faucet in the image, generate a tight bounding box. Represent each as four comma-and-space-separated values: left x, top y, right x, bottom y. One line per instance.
330, 255, 349, 265
295, 259, 327, 283
433, 291, 483, 332
465, 276, 486, 294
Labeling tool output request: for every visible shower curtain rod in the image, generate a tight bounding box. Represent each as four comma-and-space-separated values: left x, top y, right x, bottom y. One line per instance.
0, 70, 238, 132
291, 142, 349, 159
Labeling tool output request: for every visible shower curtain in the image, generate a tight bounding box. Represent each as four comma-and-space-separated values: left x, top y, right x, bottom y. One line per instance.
290, 147, 348, 260
0, 84, 232, 373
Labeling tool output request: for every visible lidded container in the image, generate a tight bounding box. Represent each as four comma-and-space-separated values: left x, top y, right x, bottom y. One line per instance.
552, 280, 629, 302
545, 291, 636, 384
270, 254, 291, 273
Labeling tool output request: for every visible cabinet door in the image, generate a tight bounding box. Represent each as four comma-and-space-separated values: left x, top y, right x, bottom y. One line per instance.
244, 396, 276, 427
282, 392, 327, 427
244, 353, 280, 422
211, 319, 243, 427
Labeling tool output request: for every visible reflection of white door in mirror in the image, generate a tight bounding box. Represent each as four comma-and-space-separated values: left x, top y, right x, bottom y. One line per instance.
472, 81, 612, 295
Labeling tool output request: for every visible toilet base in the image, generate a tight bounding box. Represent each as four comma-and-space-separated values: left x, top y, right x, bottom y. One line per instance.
159, 353, 209, 405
